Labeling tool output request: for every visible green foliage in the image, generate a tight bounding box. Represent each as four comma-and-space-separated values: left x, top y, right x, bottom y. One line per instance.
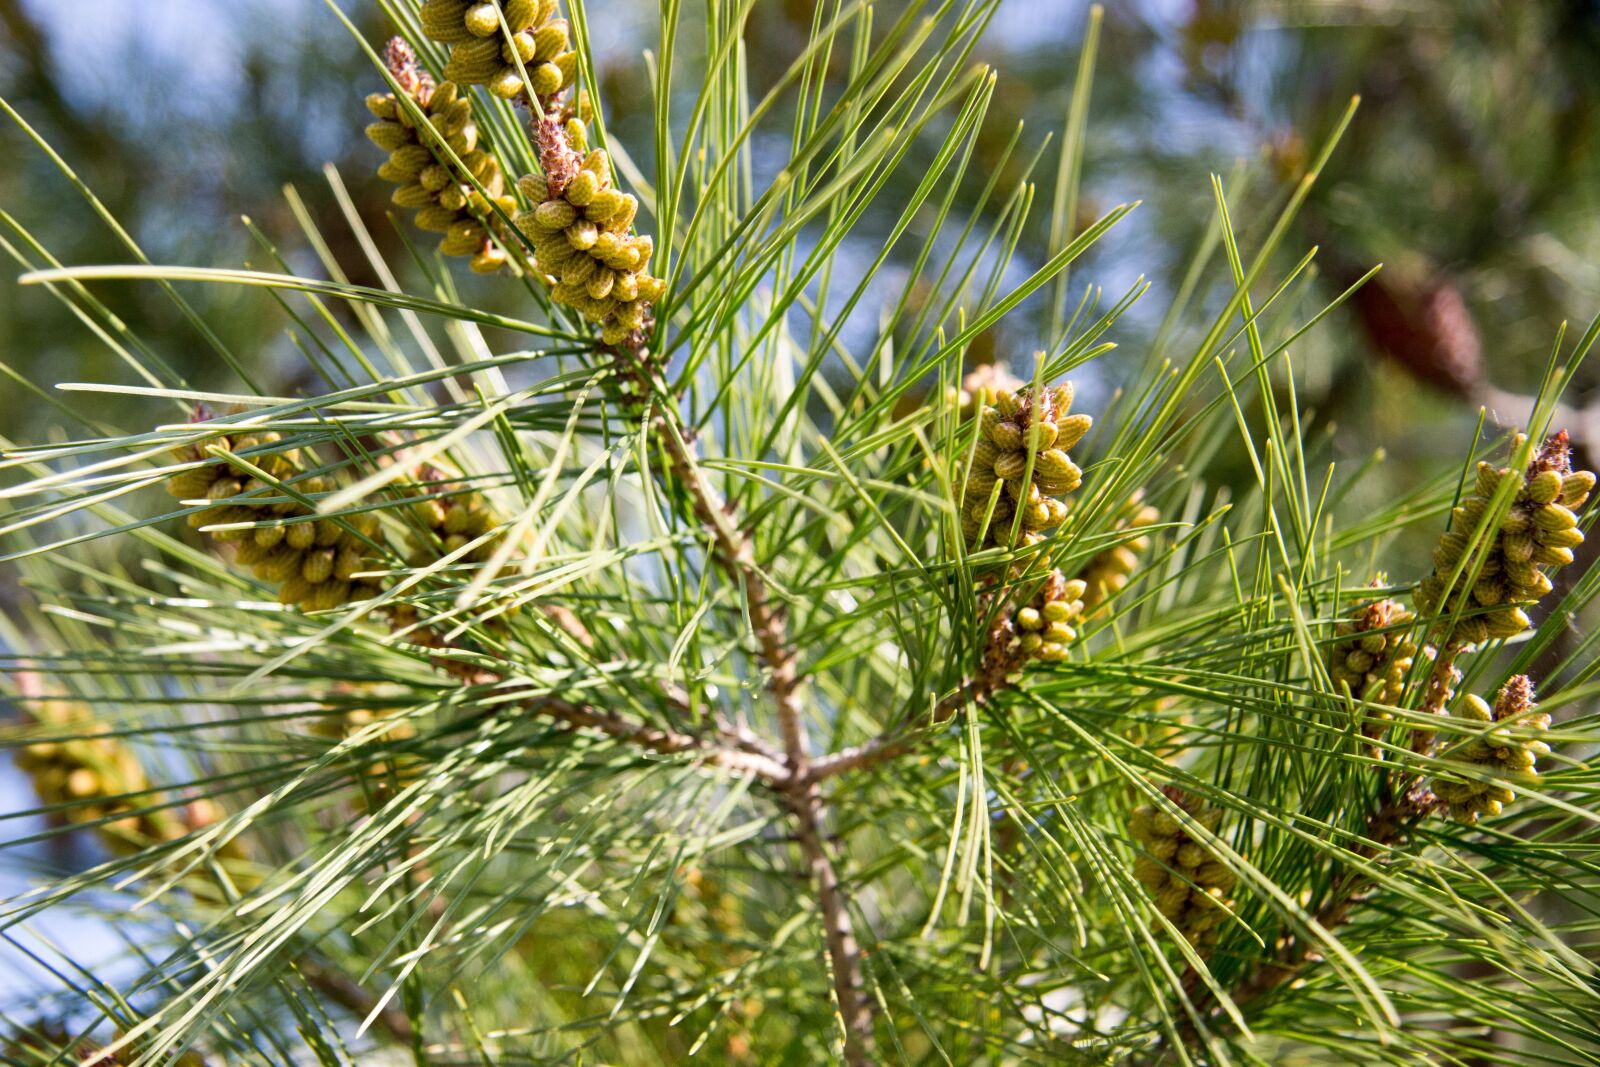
1, 3, 1599, 1066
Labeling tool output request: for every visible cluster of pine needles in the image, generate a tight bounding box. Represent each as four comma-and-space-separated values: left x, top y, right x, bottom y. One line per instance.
1, 2, 1599, 1065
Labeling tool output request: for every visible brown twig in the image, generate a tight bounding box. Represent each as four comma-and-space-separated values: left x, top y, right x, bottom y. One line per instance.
803, 677, 991, 782
640, 363, 880, 1057
297, 958, 417, 1047
784, 781, 875, 1065
1229, 783, 1436, 1007
536, 695, 791, 780
406, 630, 791, 781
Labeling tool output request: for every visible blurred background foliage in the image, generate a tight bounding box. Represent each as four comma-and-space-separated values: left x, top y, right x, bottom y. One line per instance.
2, 0, 1599, 1002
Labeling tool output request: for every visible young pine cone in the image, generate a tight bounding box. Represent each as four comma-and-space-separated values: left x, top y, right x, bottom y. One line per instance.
420, 0, 577, 101
368, 40, 516, 273
1128, 790, 1235, 948
961, 381, 1091, 547
515, 128, 666, 346
1078, 490, 1159, 613
1326, 587, 1420, 709
1011, 572, 1086, 663
166, 431, 382, 613
1416, 432, 1593, 645
1431, 675, 1551, 824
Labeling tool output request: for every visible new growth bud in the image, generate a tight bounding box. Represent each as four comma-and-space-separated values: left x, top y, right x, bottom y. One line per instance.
960, 378, 1091, 548
1431, 675, 1551, 823
420, 0, 577, 102
369, 39, 516, 273
1416, 432, 1593, 646
1128, 788, 1236, 949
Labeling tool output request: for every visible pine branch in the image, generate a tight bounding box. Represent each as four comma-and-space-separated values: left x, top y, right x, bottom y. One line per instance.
636, 325, 879, 1058
1233, 784, 1438, 1005
1158, 783, 1439, 1059
652, 415, 809, 773
805, 676, 996, 782
532, 695, 790, 780
516, 99, 878, 1054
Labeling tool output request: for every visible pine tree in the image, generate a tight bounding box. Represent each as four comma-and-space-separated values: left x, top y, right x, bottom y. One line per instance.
2, 3, 1599, 1065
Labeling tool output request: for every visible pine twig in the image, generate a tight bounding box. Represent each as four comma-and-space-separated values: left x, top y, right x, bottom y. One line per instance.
536, 695, 791, 780
1228, 783, 1437, 1006
296, 958, 418, 1047
413, 631, 791, 780
1159, 784, 1437, 1057
785, 781, 875, 1066
651, 416, 811, 771
643, 388, 877, 1058
803, 677, 993, 782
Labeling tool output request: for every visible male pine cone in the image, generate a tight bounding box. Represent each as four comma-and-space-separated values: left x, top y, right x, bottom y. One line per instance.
420, 0, 577, 101
15, 698, 229, 855
514, 128, 666, 346
16, 703, 158, 846
166, 429, 381, 612
1430, 675, 1550, 824
961, 381, 1091, 547
1326, 585, 1419, 709
368, 40, 515, 273
408, 468, 502, 566
1129, 790, 1235, 948
1416, 432, 1593, 645
1011, 571, 1087, 664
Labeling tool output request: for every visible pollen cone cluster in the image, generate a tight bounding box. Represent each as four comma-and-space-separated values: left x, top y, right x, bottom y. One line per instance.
1416, 433, 1594, 645
408, 469, 502, 565
15, 704, 156, 845
1432, 675, 1551, 824
1010, 571, 1086, 663
166, 430, 382, 613
514, 124, 665, 346
13, 699, 233, 858
1129, 789, 1235, 947
961, 381, 1091, 547
420, 0, 577, 101
1078, 490, 1160, 613
368, 40, 515, 273
1327, 584, 1420, 709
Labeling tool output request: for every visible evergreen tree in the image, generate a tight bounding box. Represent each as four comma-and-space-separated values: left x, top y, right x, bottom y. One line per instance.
2, 3, 1598, 1064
